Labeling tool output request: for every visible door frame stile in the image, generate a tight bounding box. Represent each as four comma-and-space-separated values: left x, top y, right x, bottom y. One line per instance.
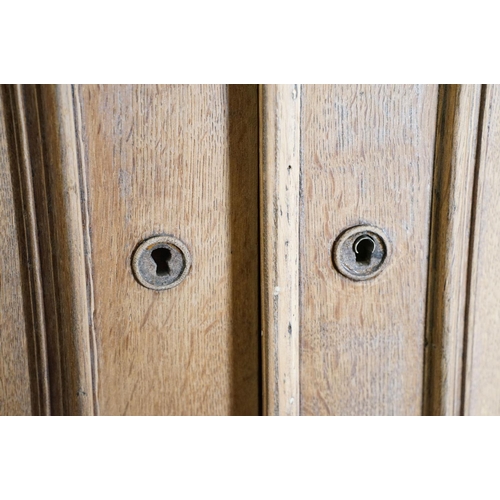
260, 84, 301, 416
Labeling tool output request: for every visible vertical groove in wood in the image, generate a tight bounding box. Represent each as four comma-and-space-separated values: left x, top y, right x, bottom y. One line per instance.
8, 85, 51, 415
260, 84, 301, 415
462, 85, 500, 415
0, 85, 49, 415
423, 85, 482, 416
21, 85, 65, 414
72, 85, 99, 415
227, 86, 261, 416
36, 85, 94, 416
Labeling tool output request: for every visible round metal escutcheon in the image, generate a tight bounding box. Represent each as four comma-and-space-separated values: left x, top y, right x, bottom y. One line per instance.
332, 225, 390, 281
132, 235, 192, 290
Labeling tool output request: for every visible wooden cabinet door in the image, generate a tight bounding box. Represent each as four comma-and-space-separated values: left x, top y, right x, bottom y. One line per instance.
0, 85, 260, 415
1, 84, 499, 415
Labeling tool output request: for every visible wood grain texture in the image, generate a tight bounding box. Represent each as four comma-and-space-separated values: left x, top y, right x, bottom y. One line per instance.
0, 85, 57, 416
260, 85, 301, 416
463, 85, 500, 416
0, 87, 35, 415
76, 85, 259, 415
31, 85, 95, 416
6, 86, 52, 415
423, 85, 482, 416
300, 85, 439, 415
5, 83, 498, 417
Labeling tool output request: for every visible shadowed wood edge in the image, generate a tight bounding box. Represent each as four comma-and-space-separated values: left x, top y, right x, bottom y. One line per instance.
423, 84, 482, 415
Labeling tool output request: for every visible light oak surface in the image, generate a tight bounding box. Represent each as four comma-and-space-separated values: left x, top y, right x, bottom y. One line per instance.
423, 85, 482, 416
299, 85, 439, 415
464, 85, 500, 416
76, 85, 260, 415
1, 84, 500, 416
260, 84, 301, 416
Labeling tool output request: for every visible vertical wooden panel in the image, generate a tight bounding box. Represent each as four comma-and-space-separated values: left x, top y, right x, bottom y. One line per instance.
300, 85, 438, 415
76, 85, 259, 415
463, 85, 500, 416
423, 85, 481, 416
260, 85, 301, 416
0, 88, 34, 415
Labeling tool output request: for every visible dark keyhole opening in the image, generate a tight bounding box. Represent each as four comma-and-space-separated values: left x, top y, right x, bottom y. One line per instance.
354, 236, 375, 265
151, 247, 172, 276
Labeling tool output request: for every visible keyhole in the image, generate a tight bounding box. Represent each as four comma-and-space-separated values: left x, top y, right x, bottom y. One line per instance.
354, 236, 375, 265
151, 247, 172, 276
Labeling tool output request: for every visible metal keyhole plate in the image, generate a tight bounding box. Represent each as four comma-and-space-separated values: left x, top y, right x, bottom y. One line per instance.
332, 225, 390, 281
132, 235, 192, 290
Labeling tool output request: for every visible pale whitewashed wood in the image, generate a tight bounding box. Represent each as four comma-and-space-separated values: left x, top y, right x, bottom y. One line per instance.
423, 85, 482, 416
463, 85, 500, 416
300, 85, 439, 415
260, 84, 301, 416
